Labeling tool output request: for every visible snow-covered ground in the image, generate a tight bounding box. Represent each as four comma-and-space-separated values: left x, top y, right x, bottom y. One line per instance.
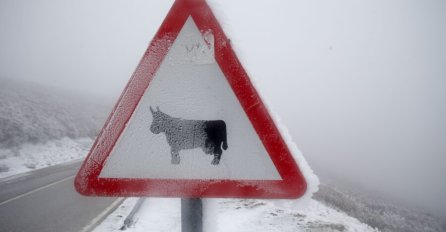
0, 78, 108, 149
0, 78, 109, 179
0, 137, 92, 179
91, 182, 446, 232
94, 198, 378, 232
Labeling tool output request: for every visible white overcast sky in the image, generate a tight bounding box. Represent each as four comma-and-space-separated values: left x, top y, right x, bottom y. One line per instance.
1, 0, 445, 217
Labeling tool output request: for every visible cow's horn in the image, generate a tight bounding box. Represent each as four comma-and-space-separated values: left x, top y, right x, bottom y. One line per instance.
156, 106, 160, 112
149, 106, 154, 113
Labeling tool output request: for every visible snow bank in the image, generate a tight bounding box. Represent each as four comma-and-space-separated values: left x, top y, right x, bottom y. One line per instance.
93, 198, 141, 232
0, 137, 93, 179
204, 198, 378, 232
94, 198, 378, 232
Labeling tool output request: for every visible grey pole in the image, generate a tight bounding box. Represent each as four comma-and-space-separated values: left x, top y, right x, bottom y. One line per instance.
181, 198, 203, 232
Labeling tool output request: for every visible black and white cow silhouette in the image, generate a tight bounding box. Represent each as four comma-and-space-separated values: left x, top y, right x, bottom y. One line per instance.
149, 107, 228, 165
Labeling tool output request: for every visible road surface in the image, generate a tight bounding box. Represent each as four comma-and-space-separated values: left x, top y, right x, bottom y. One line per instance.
0, 161, 120, 232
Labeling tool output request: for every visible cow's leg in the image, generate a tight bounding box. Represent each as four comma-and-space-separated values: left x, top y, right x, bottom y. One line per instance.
211, 146, 223, 165
203, 139, 213, 155
171, 149, 180, 165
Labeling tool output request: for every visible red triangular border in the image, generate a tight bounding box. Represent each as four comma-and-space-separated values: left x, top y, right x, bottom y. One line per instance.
75, 0, 307, 199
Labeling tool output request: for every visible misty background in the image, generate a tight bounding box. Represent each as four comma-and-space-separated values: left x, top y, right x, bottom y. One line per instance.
1, 0, 445, 220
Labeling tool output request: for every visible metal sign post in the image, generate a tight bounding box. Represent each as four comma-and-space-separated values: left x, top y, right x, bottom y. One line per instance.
181, 198, 203, 232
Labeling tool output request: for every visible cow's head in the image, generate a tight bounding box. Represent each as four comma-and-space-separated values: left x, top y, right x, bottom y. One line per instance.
150, 106, 165, 134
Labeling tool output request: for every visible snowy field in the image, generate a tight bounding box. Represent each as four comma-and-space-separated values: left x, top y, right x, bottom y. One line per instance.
94, 198, 378, 232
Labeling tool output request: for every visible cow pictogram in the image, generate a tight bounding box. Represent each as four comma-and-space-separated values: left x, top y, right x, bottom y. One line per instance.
149, 107, 228, 165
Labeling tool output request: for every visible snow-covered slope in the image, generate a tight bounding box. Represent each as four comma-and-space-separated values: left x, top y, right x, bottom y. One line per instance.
0, 137, 93, 178
0, 78, 111, 178
315, 184, 446, 232
0, 78, 109, 148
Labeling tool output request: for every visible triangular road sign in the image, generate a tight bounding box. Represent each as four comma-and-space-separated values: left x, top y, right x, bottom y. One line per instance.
75, 0, 307, 198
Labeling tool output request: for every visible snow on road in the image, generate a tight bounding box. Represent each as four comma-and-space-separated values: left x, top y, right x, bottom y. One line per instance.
94, 198, 379, 232
0, 137, 92, 179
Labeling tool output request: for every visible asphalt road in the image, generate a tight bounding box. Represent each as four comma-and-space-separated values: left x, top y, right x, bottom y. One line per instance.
0, 161, 120, 232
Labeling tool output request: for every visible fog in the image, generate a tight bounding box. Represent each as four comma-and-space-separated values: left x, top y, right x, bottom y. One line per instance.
1, 0, 445, 217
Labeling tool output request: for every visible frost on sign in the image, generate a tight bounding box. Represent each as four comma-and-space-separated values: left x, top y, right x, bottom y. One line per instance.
99, 17, 281, 180
75, 0, 309, 198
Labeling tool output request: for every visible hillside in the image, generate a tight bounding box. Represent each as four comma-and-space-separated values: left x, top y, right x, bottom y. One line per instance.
315, 183, 446, 232
0, 78, 111, 177
0, 78, 110, 148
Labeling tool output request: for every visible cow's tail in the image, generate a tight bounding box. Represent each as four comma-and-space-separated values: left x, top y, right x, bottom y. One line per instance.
222, 123, 228, 150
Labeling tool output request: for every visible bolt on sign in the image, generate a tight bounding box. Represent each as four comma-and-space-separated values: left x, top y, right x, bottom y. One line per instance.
75, 0, 308, 199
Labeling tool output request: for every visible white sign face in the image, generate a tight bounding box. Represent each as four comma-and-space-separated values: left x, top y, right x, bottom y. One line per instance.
99, 17, 281, 180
